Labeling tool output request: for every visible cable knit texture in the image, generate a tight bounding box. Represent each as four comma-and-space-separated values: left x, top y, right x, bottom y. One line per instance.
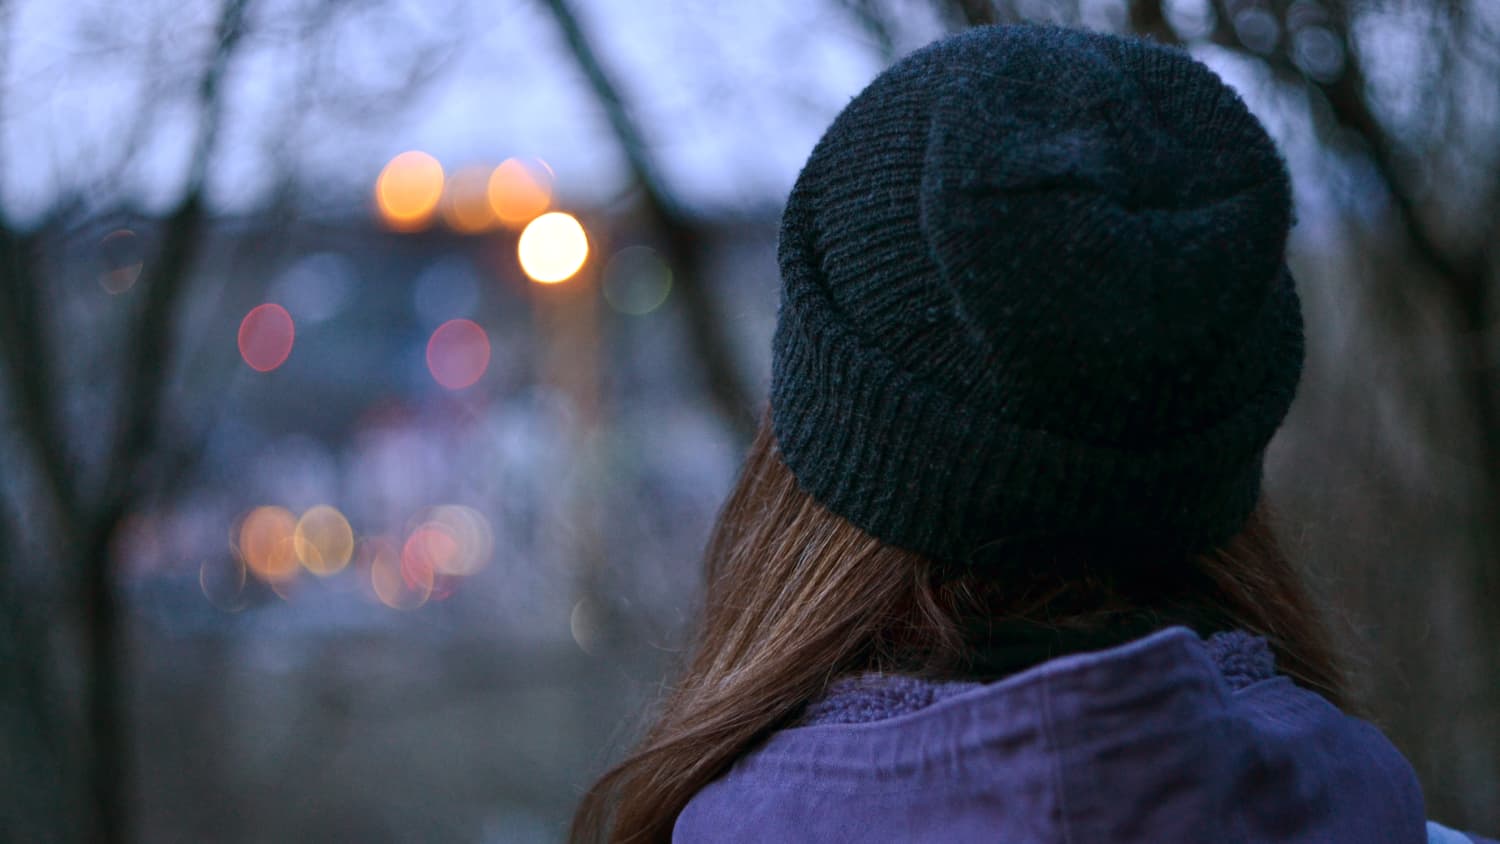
770, 25, 1305, 569
798, 630, 1276, 726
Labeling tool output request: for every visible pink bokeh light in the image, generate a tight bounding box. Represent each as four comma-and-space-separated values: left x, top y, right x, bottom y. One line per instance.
238, 304, 295, 372
426, 319, 491, 390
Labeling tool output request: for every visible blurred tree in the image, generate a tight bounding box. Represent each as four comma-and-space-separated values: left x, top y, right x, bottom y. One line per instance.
0, 1, 460, 840
0, 2, 250, 835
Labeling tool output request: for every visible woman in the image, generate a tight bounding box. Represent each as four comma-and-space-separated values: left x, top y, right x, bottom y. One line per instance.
573, 25, 1497, 844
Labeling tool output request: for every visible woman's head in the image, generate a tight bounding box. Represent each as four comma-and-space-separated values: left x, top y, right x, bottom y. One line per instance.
574, 24, 1326, 843
572, 417, 1345, 842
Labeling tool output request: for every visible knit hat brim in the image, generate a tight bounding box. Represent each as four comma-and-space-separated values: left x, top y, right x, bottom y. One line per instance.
770, 177, 1305, 566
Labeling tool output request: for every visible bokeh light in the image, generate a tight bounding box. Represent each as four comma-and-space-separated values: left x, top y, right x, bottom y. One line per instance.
199, 557, 247, 612
366, 539, 432, 611
486, 157, 553, 228
367, 535, 432, 610
236, 506, 300, 582
375, 150, 445, 231
1233, 7, 1280, 54
1292, 26, 1345, 82
271, 252, 356, 324
406, 505, 493, 577
571, 598, 600, 655
403, 525, 456, 583
294, 505, 354, 576
98, 229, 144, 294
518, 212, 589, 284
426, 319, 491, 390
440, 166, 497, 234
602, 246, 673, 315
238, 303, 295, 372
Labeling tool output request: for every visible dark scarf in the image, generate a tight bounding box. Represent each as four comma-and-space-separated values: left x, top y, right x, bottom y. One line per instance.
956, 603, 1237, 682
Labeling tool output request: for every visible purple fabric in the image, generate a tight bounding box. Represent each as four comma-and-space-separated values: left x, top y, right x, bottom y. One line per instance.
673, 627, 1433, 843
1203, 629, 1279, 690
799, 630, 1274, 727
798, 674, 980, 727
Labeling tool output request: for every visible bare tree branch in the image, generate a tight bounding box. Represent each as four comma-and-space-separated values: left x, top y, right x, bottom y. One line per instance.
840, 0, 901, 62
0, 490, 68, 816
99, 0, 248, 513
0, 0, 85, 528
940, 0, 1015, 28
1149, 0, 1500, 532
536, 0, 757, 442
73, 2, 252, 840
1128, 0, 1174, 41
0, 232, 83, 522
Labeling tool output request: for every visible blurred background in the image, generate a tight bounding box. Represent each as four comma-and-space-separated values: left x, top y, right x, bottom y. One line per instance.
0, 0, 1497, 840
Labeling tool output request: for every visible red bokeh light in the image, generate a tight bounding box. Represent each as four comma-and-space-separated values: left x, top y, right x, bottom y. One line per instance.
400, 527, 445, 591
238, 304, 295, 372
426, 319, 490, 390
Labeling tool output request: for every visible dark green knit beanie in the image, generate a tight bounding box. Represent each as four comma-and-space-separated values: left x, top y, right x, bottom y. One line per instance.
770, 25, 1304, 570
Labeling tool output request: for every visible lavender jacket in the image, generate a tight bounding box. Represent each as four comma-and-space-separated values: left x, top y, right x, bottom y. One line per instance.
674, 627, 1495, 843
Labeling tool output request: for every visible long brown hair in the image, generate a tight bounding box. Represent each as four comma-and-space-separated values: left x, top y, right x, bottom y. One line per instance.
570, 413, 1347, 843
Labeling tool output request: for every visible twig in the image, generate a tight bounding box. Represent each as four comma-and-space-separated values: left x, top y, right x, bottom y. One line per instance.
940, 0, 1014, 28
840, 0, 900, 62
78, 3, 252, 841
536, 0, 757, 442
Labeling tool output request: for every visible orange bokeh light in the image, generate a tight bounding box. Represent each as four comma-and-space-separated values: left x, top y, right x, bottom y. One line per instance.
426, 319, 491, 390
441, 166, 497, 234
487, 157, 553, 228
376, 151, 445, 231
236, 506, 299, 582
238, 303, 295, 372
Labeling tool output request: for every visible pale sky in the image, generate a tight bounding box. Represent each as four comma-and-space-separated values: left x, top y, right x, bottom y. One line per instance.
4, 0, 1469, 229
1, 0, 948, 224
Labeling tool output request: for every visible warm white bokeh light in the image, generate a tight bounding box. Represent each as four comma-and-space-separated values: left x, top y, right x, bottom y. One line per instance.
517, 212, 589, 284
294, 505, 355, 576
